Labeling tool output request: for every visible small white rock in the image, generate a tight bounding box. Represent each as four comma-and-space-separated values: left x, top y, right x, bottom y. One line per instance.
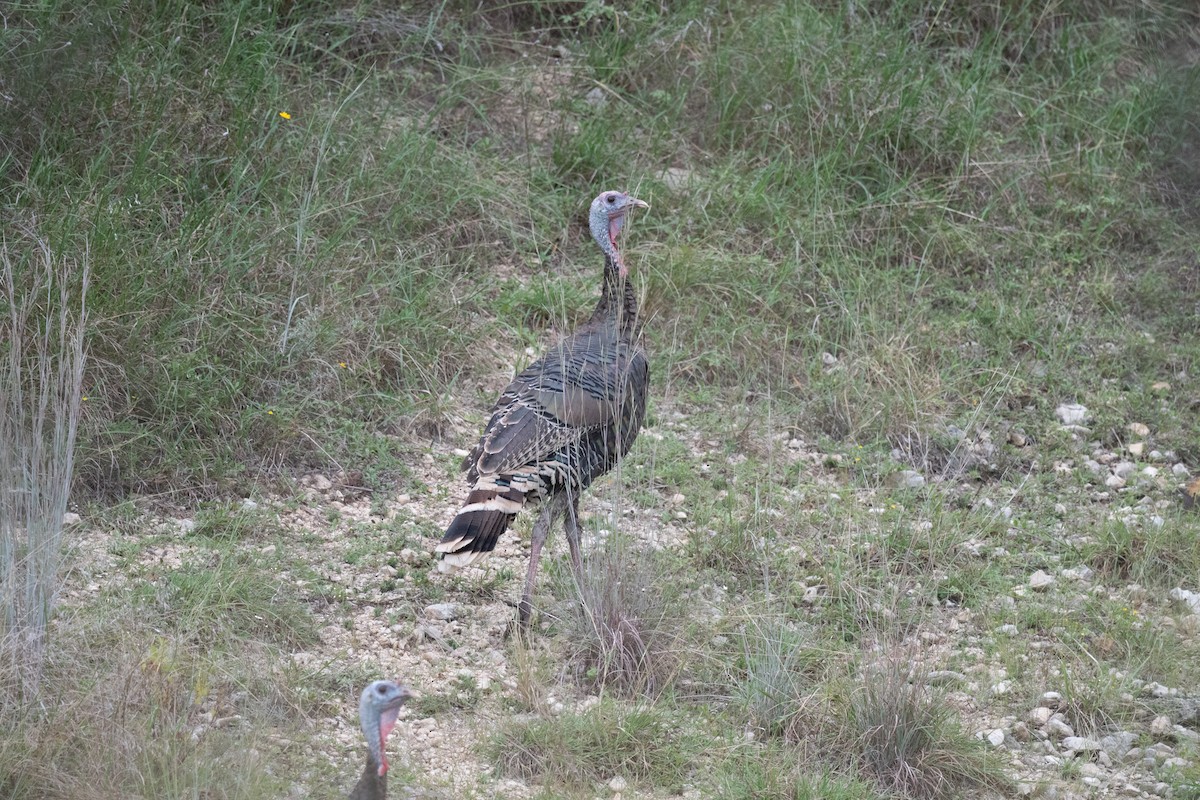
62, 512, 82, 526
1062, 736, 1101, 751
1046, 717, 1075, 739
608, 776, 628, 793
986, 728, 1006, 747
585, 86, 607, 108
1061, 565, 1094, 581
1029, 570, 1056, 591
1029, 709, 1053, 729
1128, 422, 1151, 437
1056, 403, 1089, 425
422, 603, 459, 621
821, 351, 838, 367
1039, 691, 1062, 709
1169, 588, 1200, 614
1150, 715, 1173, 736
658, 167, 695, 192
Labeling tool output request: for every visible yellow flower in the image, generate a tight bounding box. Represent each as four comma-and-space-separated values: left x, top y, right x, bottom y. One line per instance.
81, 396, 89, 401
267, 410, 274, 415
339, 362, 347, 369
278, 111, 291, 120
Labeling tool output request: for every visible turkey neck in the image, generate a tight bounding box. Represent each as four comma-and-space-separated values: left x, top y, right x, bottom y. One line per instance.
348, 756, 387, 800
587, 253, 639, 337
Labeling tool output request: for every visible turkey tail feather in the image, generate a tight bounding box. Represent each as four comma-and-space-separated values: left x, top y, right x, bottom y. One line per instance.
436, 487, 525, 572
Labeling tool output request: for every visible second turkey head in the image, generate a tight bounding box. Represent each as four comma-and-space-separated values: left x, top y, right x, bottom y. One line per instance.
588, 190, 649, 278
358, 679, 414, 776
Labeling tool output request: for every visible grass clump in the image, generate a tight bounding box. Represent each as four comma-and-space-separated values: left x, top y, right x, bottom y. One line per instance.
491, 700, 693, 791
133, 551, 317, 650
845, 654, 1007, 799
735, 617, 828, 742
561, 538, 685, 698
1084, 517, 1200, 590
0, 234, 88, 702
712, 749, 882, 800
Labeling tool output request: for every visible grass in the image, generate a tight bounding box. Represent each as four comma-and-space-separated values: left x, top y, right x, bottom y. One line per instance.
490, 700, 695, 791
846, 654, 1008, 799
3, 0, 1200, 797
0, 233, 88, 703
557, 535, 686, 697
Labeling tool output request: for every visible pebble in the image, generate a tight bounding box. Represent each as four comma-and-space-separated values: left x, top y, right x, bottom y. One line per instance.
659, 167, 695, 192
821, 351, 838, 367
1040, 691, 1063, 708
1056, 403, 1089, 425
423, 603, 459, 621
996, 623, 1020, 636
1046, 717, 1075, 739
1169, 588, 1200, 615
1113, 461, 1137, 479
893, 470, 925, 489
585, 86, 607, 108
1100, 731, 1137, 758
1029, 570, 1056, 591
1129, 442, 1146, 457
1062, 736, 1101, 752
1150, 715, 1173, 736
1061, 565, 1093, 581
608, 776, 628, 793
1128, 422, 1150, 437
986, 729, 1006, 747
1029, 707, 1053, 726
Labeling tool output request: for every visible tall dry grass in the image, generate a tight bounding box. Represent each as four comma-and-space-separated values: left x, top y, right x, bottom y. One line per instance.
0, 232, 89, 703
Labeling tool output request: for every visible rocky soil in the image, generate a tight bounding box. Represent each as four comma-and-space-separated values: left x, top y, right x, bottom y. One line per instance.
59, 396, 1200, 799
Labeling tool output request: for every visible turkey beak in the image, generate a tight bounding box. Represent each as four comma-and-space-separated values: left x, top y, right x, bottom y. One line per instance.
630, 197, 649, 210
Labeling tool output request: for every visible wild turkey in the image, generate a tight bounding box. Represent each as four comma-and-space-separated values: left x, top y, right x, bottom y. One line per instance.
349, 679, 414, 800
436, 190, 651, 625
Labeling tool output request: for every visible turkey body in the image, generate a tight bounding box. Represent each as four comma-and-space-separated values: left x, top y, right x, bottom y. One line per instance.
436, 190, 650, 625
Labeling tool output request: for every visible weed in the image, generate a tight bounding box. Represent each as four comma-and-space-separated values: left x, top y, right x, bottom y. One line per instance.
0, 233, 88, 701
1084, 517, 1200, 590
560, 537, 685, 698
734, 616, 827, 742
491, 700, 693, 791
845, 653, 1007, 799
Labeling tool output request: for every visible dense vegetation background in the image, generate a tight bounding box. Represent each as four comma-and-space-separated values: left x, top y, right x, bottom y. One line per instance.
5, 0, 1199, 497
